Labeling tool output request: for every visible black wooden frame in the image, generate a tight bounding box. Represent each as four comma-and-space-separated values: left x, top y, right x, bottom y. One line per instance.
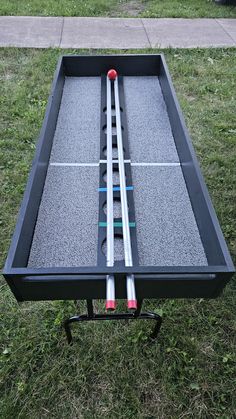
3, 54, 235, 302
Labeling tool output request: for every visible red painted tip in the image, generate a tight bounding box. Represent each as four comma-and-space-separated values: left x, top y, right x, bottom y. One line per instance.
106, 300, 116, 311
107, 69, 117, 81
128, 300, 137, 310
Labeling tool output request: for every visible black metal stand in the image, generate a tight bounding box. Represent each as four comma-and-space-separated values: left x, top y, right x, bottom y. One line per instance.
64, 300, 162, 344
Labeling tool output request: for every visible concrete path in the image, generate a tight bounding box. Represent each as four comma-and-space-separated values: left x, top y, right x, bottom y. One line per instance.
0, 16, 235, 48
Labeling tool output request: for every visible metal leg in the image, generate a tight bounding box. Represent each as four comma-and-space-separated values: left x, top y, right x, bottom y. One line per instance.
134, 299, 143, 317
64, 317, 74, 344
63, 300, 162, 344
87, 300, 94, 318
149, 313, 162, 340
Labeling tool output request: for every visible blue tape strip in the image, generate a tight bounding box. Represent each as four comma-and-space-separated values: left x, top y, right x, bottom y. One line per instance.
98, 186, 134, 192
99, 221, 136, 228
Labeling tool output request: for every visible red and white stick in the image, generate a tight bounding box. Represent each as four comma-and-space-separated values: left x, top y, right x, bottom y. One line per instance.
105, 70, 116, 311
113, 70, 137, 311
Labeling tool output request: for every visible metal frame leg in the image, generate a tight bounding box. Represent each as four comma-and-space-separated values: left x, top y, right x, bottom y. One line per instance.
63, 299, 162, 344
87, 300, 94, 318
134, 299, 143, 317
148, 313, 163, 340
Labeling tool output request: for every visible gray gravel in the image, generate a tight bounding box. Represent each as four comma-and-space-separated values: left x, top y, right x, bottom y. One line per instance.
132, 166, 207, 266
28, 166, 99, 267
28, 75, 207, 268
124, 76, 179, 163
50, 77, 101, 163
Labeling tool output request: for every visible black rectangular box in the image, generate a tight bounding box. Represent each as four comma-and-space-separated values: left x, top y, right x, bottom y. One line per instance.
3, 54, 235, 301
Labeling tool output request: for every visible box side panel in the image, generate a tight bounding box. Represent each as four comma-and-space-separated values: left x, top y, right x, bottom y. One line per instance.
4, 59, 65, 269
63, 54, 161, 77
158, 55, 234, 269
7, 273, 231, 301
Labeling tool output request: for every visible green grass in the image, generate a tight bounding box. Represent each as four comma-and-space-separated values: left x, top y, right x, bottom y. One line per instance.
0, 47, 236, 418
0, 0, 117, 17
142, 0, 236, 18
0, 0, 236, 17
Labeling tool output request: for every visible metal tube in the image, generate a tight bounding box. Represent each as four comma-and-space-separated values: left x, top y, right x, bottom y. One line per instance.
105, 76, 115, 311
114, 77, 137, 310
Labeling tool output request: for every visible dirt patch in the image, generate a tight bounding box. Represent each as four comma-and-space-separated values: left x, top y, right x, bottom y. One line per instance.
111, 0, 145, 17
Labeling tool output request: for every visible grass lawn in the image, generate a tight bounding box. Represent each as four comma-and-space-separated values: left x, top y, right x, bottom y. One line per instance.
0, 47, 236, 418
141, 0, 236, 18
0, 0, 236, 17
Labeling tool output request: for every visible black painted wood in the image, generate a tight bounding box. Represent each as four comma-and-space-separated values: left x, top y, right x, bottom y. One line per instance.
3, 54, 234, 302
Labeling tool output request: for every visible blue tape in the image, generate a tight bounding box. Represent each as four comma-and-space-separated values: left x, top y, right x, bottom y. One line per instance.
99, 221, 136, 228
98, 186, 134, 192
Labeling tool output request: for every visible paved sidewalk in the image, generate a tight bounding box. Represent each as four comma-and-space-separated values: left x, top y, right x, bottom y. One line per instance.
0, 16, 235, 48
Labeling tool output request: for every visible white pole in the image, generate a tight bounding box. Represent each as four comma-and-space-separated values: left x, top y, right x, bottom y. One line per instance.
114, 77, 137, 310
105, 75, 115, 311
